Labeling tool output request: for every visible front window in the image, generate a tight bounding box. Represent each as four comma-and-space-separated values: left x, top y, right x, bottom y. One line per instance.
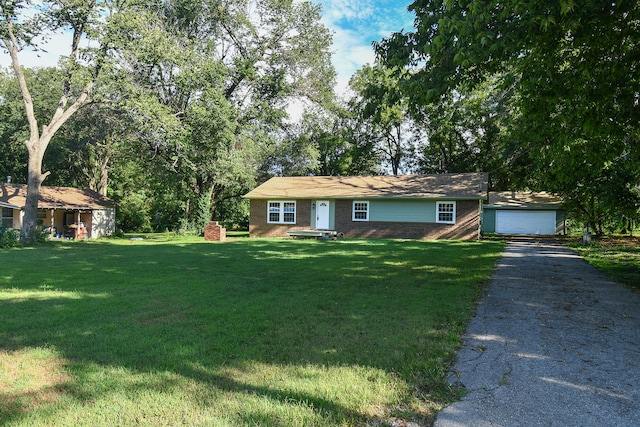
267, 201, 296, 224
352, 201, 369, 221
1, 207, 13, 228
437, 201, 456, 224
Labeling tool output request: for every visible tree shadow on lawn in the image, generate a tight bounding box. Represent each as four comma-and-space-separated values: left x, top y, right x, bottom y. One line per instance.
0, 239, 503, 425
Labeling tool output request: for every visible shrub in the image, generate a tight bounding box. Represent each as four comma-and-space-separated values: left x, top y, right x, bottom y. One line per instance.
0, 228, 20, 248
34, 227, 52, 243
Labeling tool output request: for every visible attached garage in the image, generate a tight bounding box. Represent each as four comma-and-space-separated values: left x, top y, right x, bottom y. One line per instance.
483, 192, 566, 236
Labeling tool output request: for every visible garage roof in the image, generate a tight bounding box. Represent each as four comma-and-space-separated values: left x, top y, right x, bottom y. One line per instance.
0, 183, 116, 210
486, 191, 563, 209
244, 173, 489, 200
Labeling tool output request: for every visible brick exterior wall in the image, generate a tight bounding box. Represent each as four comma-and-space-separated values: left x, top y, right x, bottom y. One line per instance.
334, 199, 480, 240
249, 200, 312, 238
249, 199, 481, 240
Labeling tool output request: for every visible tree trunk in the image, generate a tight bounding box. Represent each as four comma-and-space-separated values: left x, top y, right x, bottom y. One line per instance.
22, 171, 44, 243
22, 136, 51, 242
97, 151, 110, 196
83, 143, 108, 196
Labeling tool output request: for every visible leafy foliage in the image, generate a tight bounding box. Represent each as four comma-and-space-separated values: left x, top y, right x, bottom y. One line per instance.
104, 0, 336, 232
376, 0, 640, 232
348, 64, 415, 175
1, 0, 336, 233
0, 227, 19, 248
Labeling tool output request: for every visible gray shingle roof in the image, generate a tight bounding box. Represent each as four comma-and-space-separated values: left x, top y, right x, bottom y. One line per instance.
244, 173, 489, 200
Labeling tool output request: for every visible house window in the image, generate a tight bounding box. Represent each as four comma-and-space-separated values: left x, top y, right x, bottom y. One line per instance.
352, 201, 369, 221
267, 201, 296, 224
37, 210, 46, 225
437, 201, 456, 224
1, 208, 13, 228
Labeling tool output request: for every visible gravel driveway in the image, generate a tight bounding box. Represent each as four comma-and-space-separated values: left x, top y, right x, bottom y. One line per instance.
434, 240, 640, 427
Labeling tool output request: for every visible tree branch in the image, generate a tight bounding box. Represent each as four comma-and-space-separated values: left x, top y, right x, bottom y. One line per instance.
2, 21, 39, 145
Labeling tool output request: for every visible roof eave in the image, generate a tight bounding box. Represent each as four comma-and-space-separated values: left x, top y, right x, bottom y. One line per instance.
0, 201, 21, 209
245, 195, 488, 200
485, 204, 563, 209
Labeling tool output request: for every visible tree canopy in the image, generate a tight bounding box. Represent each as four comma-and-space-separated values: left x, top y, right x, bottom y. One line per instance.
1, 0, 338, 235
3, 0, 639, 236
376, 0, 640, 232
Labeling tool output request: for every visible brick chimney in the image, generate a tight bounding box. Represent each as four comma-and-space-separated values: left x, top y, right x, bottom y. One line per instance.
204, 221, 226, 242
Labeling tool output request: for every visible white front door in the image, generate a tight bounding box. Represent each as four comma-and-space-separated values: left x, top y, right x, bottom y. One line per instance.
316, 200, 330, 229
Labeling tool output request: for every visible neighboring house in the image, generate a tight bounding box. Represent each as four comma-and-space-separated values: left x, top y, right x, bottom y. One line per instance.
0, 183, 116, 238
243, 173, 489, 240
482, 191, 566, 235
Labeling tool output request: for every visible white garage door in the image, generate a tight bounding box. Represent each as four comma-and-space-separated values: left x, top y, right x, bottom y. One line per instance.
496, 210, 557, 235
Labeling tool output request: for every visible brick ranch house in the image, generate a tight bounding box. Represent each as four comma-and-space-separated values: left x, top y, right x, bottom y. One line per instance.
0, 183, 116, 238
243, 172, 489, 240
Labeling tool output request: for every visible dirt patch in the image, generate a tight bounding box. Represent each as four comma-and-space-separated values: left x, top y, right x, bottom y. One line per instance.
0, 348, 70, 414
590, 236, 640, 249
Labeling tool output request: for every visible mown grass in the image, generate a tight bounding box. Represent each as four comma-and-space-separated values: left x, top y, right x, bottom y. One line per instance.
570, 236, 640, 293
0, 237, 504, 426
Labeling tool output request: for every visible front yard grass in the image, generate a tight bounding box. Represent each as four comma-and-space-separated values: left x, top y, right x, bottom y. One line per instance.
0, 238, 504, 426
570, 236, 640, 293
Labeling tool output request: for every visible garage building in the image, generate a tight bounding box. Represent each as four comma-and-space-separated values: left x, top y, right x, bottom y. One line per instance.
482, 191, 566, 235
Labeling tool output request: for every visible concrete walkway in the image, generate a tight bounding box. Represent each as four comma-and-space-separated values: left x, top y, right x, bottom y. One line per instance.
434, 240, 640, 427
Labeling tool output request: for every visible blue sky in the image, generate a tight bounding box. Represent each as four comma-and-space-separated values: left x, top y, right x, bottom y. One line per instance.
318, 0, 415, 94
0, 0, 415, 96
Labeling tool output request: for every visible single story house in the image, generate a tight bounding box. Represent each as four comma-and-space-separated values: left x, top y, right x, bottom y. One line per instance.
243, 173, 489, 240
482, 191, 566, 235
0, 183, 116, 238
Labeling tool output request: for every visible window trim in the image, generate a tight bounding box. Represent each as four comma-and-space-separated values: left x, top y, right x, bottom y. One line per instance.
267, 200, 297, 224
352, 200, 369, 222
436, 201, 456, 224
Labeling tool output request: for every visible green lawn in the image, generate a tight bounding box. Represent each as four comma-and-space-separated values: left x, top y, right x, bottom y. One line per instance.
570, 236, 640, 293
0, 237, 504, 426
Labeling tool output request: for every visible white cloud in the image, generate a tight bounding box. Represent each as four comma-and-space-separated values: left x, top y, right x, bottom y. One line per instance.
317, 0, 415, 97
329, 27, 377, 95
321, 0, 375, 22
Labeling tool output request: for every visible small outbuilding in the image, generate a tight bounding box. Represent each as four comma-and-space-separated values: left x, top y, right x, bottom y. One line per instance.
482, 191, 566, 235
0, 183, 116, 238
243, 173, 488, 240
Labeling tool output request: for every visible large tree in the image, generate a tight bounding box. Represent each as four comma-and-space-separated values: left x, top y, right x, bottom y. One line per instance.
0, 0, 152, 241
377, 0, 640, 229
115, 0, 336, 232
348, 64, 415, 175
1, 0, 335, 236
413, 75, 522, 189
